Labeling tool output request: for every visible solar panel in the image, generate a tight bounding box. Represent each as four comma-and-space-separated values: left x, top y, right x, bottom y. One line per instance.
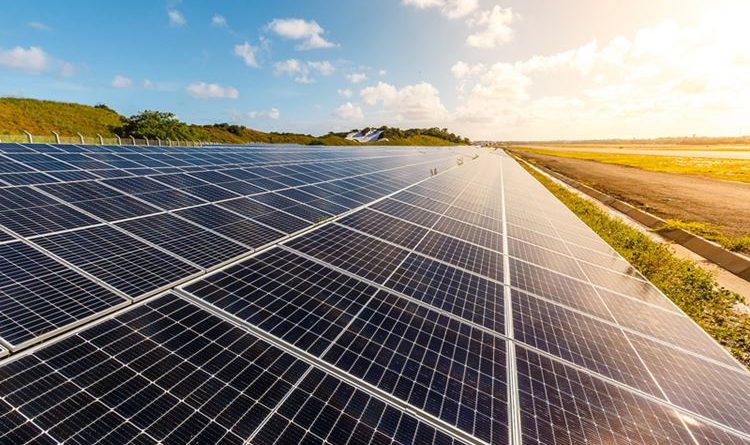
0, 241, 126, 349
285, 224, 410, 284
2, 145, 750, 444
185, 247, 380, 355
322, 292, 508, 444
116, 213, 250, 269
32, 225, 200, 298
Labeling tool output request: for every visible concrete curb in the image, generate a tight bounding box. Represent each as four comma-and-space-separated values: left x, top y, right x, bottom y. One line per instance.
517, 156, 750, 283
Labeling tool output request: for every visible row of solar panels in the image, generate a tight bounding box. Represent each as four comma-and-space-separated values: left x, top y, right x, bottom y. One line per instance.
3, 149, 750, 444
0, 144, 467, 353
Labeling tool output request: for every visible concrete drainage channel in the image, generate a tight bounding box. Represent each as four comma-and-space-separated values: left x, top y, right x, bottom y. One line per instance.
508, 152, 750, 285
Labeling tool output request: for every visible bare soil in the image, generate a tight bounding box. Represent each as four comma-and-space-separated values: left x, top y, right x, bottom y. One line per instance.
519, 152, 750, 237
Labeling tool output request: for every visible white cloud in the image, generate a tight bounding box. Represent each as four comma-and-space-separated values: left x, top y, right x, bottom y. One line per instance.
111, 75, 132, 88
403, 0, 478, 19
143, 79, 154, 88
0, 46, 47, 73
451, 61, 485, 79
308, 60, 335, 76
466, 5, 514, 48
337, 88, 353, 98
449, 4, 750, 139
347, 73, 367, 84
360, 81, 448, 123
186, 82, 239, 99
334, 102, 364, 121
28, 21, 51, 31
248, 108, 281, 119
378, 69, 387, 76
234, 42, 259, 67
211, 14, 227, 27
267, 18, 336, 50
168, 9, 186, 27
274, 59, 334, 83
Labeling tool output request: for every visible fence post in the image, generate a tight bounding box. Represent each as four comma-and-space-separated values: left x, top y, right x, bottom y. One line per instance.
144, 137, 150, 146
97, 134, 104, 145
130, 135, 136, 145
167, 138, 172, 147
191, 140, 197, 147
77, 133, 85, 144
22, 130, 33, 144
156, 137, 162, 146
52, 131, 61, 144
116, 135, 122, 145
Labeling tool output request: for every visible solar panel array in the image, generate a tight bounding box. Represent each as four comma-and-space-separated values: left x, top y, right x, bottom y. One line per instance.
1, 142, 749, 444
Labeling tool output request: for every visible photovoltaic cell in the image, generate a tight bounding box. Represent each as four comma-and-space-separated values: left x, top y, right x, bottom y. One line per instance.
323, 292, 508, 444
508, 257, 613, 321
369, 199, 442, 228
414, 231, 504, 282
516, 345, 709, 445
33, 225, 199, 298
0, 241, 126, 348
253, 368, 468, 445
432, 216, 503, 252
185, 248, 379, 355
0, 294, 309, 444
286, 224, 409, 284
336, 208, 429, 249
384, 253, 504, 333
0, 186, 98, 237
116, 214, 249, 269
512, 290, 662, 395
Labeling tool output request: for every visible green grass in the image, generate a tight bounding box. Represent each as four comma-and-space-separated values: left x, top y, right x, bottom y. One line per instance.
512, 146, 750, 183
657, 220, 750, 254
517, 158, 750, 367
0, 98, 122, 137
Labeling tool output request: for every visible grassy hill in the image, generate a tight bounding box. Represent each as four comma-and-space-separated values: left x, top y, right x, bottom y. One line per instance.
0, 98, 122, 137
0, 97, 468, 146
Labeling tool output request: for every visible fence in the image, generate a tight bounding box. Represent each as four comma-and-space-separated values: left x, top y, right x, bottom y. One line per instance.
0, 131, 208, 147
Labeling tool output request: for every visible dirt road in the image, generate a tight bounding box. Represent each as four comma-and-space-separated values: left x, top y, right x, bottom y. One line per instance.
519, 152, 750, 236
523, 145, 750, 160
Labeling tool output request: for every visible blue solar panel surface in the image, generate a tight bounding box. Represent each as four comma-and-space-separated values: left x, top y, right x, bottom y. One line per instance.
0, 142, 749, 444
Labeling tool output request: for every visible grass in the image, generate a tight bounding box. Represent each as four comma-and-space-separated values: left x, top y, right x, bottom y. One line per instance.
517, 157, 750, 367
512, 146, 750, 183
657, 220, 750, 254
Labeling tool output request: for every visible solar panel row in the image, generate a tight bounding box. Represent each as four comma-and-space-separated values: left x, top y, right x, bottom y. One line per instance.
0, 143, 463, 351
1, 143, 749, 444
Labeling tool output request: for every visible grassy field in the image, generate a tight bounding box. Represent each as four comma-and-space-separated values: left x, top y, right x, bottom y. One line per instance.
517, 158, 750, 367
512, 146, 750, 183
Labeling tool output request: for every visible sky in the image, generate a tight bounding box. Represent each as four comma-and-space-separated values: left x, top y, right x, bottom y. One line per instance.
1, 0, 749, 140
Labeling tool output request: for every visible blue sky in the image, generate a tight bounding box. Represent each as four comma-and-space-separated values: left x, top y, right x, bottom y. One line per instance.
1, 0, 748, 140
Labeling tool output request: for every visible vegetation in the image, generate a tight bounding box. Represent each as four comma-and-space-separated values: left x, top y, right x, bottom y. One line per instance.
0, 97, 470, 146
517, 158, 750, 367
657, 220, 750, 254
500, 135, 750, 147
511, 146, 750, 183
115, 110, 192, 140
0, 97, 122, 136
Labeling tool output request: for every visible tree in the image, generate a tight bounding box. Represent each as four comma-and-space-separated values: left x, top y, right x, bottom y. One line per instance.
115, 110, 192, 140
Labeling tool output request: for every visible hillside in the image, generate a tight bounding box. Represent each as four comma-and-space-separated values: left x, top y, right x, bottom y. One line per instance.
0, 98, 122, 137
0, 98, 469, 146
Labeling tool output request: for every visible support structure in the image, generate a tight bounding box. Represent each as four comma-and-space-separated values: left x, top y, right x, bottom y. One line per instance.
116, 135, 122, 145
130, 135, 136, 145
22, 130, 33, 144
144, 137, 150, 146
97, 134, 104, 145
77, 133, 85, 144
52, 131, 61, 144
156, 137, 162, 146
167, 138, 172, 147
